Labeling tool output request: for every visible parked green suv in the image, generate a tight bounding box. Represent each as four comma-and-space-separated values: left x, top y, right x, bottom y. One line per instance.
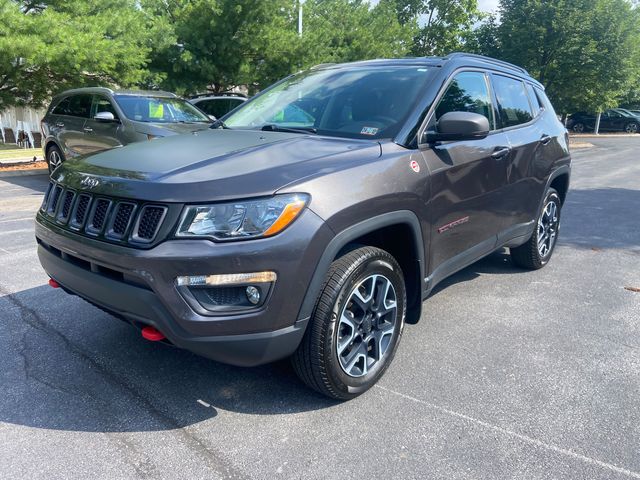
41, 88, 212, 173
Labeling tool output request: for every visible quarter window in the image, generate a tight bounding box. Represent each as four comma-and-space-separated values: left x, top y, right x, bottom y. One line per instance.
435, 71, 495, 130
525, 83, 542, 116
493, 75, 534, 128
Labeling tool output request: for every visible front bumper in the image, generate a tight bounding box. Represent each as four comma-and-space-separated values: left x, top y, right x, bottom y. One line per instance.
35, 209, 333, 366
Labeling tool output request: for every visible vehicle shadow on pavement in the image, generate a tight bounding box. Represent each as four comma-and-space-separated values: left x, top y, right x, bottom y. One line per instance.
559, 188, 640, 252
0, 285, 338, 433
0, 174, 49, 193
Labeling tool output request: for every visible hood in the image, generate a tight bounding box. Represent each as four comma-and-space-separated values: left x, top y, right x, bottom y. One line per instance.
133, 121, 211, 136
53, 129, 382, 202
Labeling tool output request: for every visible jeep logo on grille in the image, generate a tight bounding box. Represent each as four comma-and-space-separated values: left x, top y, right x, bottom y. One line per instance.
80, 177, 100, 189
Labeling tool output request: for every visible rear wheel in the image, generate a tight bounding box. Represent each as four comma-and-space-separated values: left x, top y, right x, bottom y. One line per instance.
292, 246, 406, 400
47, 145, 64, 174
510, 188, 562, 270
571, 122, 585, 133
624, 122, 639, 134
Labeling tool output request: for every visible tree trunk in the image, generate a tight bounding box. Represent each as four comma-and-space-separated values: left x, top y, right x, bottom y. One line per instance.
594, 112, 601, 135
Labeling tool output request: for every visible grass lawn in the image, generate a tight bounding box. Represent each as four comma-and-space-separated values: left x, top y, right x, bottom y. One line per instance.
0, 146, 41, 160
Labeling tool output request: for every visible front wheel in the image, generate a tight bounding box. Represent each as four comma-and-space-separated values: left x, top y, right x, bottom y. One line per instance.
46, 145, 64, 174
624, 122, 639, 134
510, 188, 562, 270
571, 122, 585, 133
292, 246, 406, 400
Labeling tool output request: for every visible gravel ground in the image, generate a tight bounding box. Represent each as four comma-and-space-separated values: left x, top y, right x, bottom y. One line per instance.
0, 137, 638, 479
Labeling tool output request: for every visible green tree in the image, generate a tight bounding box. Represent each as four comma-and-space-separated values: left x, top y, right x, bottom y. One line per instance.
472, 0, 640, 118
0, 0, 151, 109
389, 0, 482, 55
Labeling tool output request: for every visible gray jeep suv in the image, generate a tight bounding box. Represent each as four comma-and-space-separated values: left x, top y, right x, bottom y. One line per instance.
41, 88, 212, 173
36, 53, 571, 400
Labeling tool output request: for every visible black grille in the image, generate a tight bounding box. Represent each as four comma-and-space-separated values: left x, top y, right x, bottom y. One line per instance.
111, 203, 135, 236
135, 206, 165, 241
73, 195, 91, 227
47, 185, 63, 215
90, 199, 110, 231
42, 182, 168, 247
59, 190, 75, 221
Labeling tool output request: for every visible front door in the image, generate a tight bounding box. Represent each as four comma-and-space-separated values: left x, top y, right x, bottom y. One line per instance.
420, 71, 509, 278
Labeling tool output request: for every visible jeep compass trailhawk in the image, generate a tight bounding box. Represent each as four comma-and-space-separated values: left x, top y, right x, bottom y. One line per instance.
36, 53, 571, 400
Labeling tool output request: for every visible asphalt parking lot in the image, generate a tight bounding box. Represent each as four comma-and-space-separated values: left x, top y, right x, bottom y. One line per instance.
0, 137, 638, 480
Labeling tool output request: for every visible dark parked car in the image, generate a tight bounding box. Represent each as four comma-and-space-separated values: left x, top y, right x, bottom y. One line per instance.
567, 108, 640, 133
36, 53, 570, 400
41, 88, 213, 173
189, 93, 247, 119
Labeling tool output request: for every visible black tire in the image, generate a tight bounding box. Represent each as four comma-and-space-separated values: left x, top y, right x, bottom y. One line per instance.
571, 122, 585, 133
291, 246, 406, 400
510, 188, 562, 270
624, 122, 639, 134
46, 144, 64, 174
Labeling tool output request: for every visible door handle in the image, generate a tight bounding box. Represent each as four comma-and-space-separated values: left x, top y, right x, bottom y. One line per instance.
55, 122, 65, 128
83, 127, 93, 133
491, 147, 511, 159
540, 135, 551, 145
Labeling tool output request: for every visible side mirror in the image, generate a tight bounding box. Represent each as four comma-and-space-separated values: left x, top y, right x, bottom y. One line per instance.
94, 111, 117, 122
425, 111, 490, 143
208, 114, 216, 122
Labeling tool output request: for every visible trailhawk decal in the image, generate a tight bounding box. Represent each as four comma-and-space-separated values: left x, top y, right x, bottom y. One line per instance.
437, 216, 470, 234
410, 160, 420, 173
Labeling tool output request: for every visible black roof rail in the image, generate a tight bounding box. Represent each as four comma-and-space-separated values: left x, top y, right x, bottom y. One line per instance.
444, 52, 529, 76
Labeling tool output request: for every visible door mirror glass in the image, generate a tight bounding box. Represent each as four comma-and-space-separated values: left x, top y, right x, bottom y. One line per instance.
94, 111, 116, 122
425, 111, 490, 143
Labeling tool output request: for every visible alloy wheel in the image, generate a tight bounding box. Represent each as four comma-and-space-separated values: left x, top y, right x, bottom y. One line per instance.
48, 150, 62, 169
537, 200, 559, 258
625, 123, 638, 134
336, 274, 398, 378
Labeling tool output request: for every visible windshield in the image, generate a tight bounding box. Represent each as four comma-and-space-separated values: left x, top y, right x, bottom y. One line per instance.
223, 66, 433, 139
114, 96, 211, 123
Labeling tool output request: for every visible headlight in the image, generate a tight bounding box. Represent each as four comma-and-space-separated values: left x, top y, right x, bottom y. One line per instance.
176, 194, 309, 241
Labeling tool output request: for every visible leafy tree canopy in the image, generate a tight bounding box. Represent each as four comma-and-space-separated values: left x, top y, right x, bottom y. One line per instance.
0, 0, 151, 109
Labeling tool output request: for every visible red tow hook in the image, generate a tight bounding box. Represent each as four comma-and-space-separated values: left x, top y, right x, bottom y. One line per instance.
141, 326, 166, 342
48, 278, 60, 289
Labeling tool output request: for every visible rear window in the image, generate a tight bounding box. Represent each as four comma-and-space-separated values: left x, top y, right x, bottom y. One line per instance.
493, 75, 534, 128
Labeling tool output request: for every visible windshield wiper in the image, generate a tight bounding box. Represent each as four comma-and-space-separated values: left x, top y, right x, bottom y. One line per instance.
210, 119, 230, 129
261, 124, 317, 135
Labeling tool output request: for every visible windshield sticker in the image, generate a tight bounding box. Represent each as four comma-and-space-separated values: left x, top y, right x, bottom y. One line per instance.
361, 126, 379, 136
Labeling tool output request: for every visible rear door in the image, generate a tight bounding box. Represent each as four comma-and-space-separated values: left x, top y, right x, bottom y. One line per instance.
82, 94, 124, 154
490, 74, 545, 233
420, 70, 510, 276
54, 94, 92, 156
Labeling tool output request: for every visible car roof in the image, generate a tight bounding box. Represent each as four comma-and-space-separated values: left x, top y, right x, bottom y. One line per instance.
311, 52, 542, 88
52, 87, 178, 99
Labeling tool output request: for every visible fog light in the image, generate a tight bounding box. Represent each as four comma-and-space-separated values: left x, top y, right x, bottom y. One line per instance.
246, 286, 260, 305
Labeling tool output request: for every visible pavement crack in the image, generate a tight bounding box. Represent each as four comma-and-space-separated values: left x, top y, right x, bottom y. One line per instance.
0, 284, 248, 480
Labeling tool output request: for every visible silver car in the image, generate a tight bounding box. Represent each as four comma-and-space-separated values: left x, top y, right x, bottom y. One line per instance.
41, 87, 212, 173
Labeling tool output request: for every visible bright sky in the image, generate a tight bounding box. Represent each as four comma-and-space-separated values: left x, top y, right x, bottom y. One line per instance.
477, 0, 500, 12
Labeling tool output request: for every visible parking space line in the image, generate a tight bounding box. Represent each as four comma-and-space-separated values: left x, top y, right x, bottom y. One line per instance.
375, 385, 640, 479
0, 217, 34, 224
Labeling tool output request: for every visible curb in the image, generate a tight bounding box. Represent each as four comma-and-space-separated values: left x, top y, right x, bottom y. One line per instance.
0, 168, 48, 178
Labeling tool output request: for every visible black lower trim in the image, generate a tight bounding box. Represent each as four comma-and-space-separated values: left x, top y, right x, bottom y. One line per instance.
38, 245, 307, 367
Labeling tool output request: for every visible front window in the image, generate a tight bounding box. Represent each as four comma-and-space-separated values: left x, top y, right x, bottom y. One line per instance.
114, 96, 210, 123
224, 66, 434, 139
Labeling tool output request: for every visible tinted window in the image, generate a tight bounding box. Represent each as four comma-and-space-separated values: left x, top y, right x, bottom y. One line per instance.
435, 72, 495, 130
493, 75, 534, 128
196, 99, 231, 118
92, 95, 119, 119
535, 87, 557, 117
66, 94, 92, 118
